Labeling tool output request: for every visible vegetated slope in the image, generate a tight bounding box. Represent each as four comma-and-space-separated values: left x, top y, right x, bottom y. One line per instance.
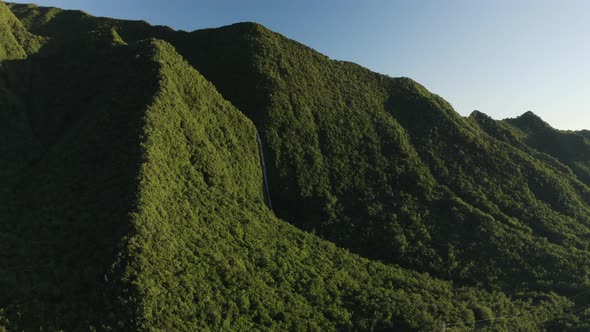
0, 1, 45, 199
0, 3, 572, 331
0, 1, 43, 60
577, 130, 590, 140
174, 23, 590, 297
2, 2, 590, 331
0, 7, 162, 330
121, 39, 558, 331
502, 111, 590, 186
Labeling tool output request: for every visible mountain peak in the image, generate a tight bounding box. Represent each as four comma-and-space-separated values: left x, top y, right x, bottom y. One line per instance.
504, 110, 552, 132
469, 110, 489, 119
520, 110, 542, 121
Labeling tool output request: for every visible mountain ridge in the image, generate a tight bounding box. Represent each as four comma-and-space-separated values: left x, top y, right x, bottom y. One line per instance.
1, 2, 589, 331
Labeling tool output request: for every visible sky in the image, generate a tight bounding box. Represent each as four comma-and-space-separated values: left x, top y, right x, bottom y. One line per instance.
10, 0, 590, 130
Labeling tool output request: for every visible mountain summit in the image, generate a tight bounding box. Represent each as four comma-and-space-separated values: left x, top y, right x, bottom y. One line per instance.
1, 2, 589, 331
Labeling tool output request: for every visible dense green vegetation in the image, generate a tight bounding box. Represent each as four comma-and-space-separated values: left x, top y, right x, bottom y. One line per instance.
177, 23, 590, 297
0, 4, 161, 328
0, 2, 43, 60
1, 1, 590, 330
501, 111, 590, 186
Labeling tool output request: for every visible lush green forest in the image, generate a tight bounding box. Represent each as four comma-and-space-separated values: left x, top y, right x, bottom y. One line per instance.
1, 1, 589, 331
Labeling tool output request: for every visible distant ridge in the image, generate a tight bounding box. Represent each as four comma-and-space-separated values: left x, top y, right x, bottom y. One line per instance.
505, 111, 552, 132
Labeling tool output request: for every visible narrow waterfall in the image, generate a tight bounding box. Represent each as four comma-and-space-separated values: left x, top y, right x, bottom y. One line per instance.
256, 130, 273, 210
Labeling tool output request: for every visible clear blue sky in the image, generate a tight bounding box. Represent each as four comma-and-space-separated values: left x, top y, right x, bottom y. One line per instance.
10, 0, 590, 130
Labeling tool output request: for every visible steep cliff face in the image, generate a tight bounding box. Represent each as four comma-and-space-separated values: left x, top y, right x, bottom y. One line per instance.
1, 2, 590, 331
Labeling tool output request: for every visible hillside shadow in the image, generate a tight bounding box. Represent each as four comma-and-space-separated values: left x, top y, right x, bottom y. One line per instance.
0, 39, 159, 329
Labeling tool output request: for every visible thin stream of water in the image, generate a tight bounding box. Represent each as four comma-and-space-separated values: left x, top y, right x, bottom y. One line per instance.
256, 131, 273, 210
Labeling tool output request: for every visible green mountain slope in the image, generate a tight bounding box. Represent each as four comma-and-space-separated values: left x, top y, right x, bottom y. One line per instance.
169, 22, 590, 295
0, 2, 44, 60
1, 2, 590, 331
121, 40, 555, 331
502, 111, 590, 186
0, 8, 558, 330
0, 18, 161, 330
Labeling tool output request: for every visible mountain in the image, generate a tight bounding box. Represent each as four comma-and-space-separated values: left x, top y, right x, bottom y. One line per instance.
502, 111, 590, 186
1, 2, 589, 331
